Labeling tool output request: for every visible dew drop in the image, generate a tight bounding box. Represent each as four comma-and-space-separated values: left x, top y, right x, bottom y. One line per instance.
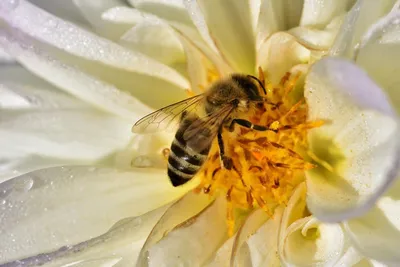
14, 177, 34, 192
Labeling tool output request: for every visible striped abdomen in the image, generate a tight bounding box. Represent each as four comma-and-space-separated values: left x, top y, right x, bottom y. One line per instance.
167, 117, 212, 186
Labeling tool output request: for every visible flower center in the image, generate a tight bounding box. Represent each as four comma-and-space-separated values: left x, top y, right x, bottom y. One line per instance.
194, 70, 323, 234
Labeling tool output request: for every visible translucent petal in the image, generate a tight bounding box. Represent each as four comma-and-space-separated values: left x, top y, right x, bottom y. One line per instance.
136, 191, 212, 266
330, 0, 397, 58
195, 0, 256, 74
257, 32, 310, 84
0, 0, 189, 89
3, 205, 168, 267
0, 166, 189, 263
299, 0, 355, 27
146, 197, 228, 267
0, 29, 151, 119
355, 11, 400, 114
345, 178, 400, 265
305, 57, 400, 222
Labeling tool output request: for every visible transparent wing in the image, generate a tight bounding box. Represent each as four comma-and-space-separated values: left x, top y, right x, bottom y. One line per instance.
132, 94, 205, 134
183, 104, 235, 152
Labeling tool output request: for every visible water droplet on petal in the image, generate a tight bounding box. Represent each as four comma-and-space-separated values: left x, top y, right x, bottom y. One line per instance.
14, 177, 34, 192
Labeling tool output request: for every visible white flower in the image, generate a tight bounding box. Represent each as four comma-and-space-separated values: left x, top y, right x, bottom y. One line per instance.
0, 0, 399, 266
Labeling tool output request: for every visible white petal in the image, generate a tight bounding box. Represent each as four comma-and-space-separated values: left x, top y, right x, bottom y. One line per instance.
279, 183, 344, 267
205, 236, 235, 267
330, 0, 397, 58
0, 44, 14, 63
242, 208, 283, 267
72, 0, 130, 39
0, 29, 151, 119
3, 205, 167, 267
299, 0, 355, 27
0, 65, 87, 109
355, 11, 400, 114
146, 196, 228, 267
128, 0, 184, 8
305, 57, 400, 222
183, 0, 220, 54
333, 246, 364, 267
289, 15, 344, 51
0, 166, 189, 263
256, 0, 285, 47
0, 109, 132, 159
27, 0, 88, 26
136, 191, 212, 266
257, 32, 310, 84
101, 6, 151, 24
195, 0, 256, 74
120, 21, 185, 66
281, 216, 345, 267
281, 0, 304, 29
345, 178, 400, 265
0, 0, 189, 89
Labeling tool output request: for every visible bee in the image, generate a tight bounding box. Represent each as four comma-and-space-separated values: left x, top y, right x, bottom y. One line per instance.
132, 74, 277, 186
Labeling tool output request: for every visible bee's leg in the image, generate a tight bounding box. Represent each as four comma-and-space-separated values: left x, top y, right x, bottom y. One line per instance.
217, 130, 233, 170
228, 119, 278, 133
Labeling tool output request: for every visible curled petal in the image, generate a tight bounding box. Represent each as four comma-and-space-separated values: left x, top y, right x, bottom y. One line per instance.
145, 196, 229, 267
305, 57, 400, 222
279, 183, 345, 266
136, 191, 212, 266
0, 166, 190, 263
281, 217, 345, 267
345, 178, 400, 265
205, 236, 235, 267
257, 32, 310, 84
233, 208, 283, 267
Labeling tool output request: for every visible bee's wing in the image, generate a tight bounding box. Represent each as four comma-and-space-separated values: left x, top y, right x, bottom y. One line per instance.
132, 94, 205, 134
183, 104, 235, 152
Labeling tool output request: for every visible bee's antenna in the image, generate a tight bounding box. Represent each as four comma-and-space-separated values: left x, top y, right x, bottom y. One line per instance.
247, 75, 267, 95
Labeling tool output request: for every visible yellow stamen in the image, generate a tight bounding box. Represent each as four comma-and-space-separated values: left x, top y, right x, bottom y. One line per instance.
192, 69, 321, 234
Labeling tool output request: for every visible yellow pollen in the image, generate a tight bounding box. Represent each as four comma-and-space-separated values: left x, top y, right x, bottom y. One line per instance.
195, 70, 322, 235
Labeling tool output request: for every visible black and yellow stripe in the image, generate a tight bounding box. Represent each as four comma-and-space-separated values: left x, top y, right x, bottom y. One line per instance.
167, 118, 210, 187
